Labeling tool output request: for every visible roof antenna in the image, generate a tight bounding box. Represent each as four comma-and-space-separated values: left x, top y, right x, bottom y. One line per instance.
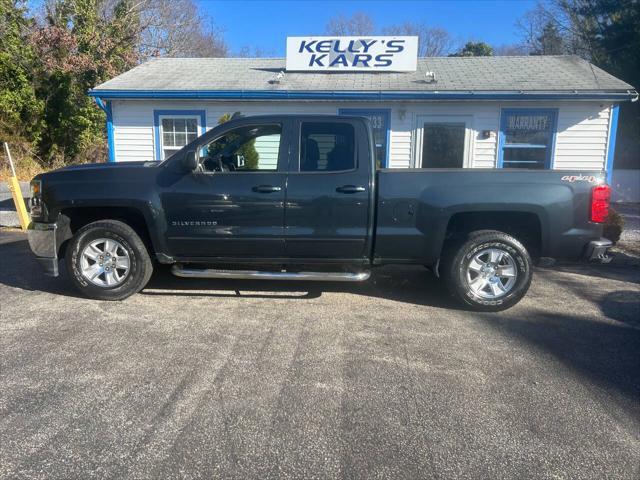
269, 70, 285, 84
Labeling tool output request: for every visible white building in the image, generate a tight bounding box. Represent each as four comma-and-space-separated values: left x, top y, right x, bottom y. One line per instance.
89, 55, 636, 183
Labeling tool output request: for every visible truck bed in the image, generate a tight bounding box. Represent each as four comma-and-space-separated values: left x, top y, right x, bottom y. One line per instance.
374, 168, 604, 264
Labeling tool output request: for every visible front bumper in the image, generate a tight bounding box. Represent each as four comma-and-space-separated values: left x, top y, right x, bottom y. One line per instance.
585, 238, 613, 263
27, 218, 71, 276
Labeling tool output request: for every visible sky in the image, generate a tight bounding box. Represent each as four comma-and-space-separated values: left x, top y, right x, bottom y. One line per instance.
198, 0, 538, 56
26, 0, 538, 56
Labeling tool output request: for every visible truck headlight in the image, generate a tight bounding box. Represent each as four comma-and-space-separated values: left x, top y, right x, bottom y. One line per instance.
30, 179, 43, 218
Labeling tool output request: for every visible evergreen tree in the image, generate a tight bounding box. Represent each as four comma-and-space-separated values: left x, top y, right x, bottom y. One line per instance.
531, 22, 564, 55
450, 41, 494, 57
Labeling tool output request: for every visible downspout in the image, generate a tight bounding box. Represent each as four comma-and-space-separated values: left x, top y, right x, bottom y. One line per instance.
94, 97, 116, 162
605, 104, 619, 185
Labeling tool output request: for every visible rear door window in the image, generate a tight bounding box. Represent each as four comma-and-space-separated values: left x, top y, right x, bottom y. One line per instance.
300, 122, 356, 172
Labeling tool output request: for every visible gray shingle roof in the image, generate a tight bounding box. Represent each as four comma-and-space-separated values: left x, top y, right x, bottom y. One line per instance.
92, 55, 634, 93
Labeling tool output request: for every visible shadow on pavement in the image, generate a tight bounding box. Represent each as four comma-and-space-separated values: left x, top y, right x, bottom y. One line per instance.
0, 234, 457, 309
600, 290, 640, 327
482, 310, 640, 406
0, 232, 81, 298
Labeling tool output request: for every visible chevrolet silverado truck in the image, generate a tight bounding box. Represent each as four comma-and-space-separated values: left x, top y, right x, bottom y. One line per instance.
27, 115, 613, 311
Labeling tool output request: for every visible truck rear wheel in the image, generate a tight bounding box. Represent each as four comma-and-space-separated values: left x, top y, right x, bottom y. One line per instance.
65, 220, 153, 301
442, 230, 532, 312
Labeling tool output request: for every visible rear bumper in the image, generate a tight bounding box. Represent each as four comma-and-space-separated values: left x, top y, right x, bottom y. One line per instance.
584, 238, 613, 263
27, 218, 71, 276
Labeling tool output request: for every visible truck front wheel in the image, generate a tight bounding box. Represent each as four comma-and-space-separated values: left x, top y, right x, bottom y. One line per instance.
442, 230, 532, 312
65, 220, 153, 301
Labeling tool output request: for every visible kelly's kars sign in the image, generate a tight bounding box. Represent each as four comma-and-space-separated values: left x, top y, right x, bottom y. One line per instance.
286, 36, 418, 72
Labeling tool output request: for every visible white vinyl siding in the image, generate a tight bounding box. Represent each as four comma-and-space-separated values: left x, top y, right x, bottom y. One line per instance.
553, 104, 610, 170
111, 100, 614, 172
253, 134, 280, 169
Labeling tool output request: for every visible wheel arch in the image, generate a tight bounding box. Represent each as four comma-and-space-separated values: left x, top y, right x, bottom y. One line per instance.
58, 206, 156, 259
440, 210, 544, 260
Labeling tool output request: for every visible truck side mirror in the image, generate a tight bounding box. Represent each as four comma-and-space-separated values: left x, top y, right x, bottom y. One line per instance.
182, 150, 198, 172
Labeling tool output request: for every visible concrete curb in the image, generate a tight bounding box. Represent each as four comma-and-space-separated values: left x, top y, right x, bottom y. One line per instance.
0, 181, 30, 228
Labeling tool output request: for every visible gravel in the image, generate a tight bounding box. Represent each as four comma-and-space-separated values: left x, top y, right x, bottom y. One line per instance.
615, 203, 640, 256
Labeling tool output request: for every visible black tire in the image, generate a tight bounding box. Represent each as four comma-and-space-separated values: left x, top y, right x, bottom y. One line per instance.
441, 230, 532, 312
65, 220, 153, 300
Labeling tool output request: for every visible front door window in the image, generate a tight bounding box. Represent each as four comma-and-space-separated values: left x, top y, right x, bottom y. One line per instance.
415, 116, 471, 168
421, 123, 466, 168
198, 124, 282, 172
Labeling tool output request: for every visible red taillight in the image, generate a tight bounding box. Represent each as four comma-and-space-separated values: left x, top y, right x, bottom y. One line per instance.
591, 185, 611, 223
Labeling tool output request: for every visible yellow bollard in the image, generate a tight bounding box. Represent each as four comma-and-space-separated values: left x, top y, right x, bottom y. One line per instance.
4, 142, 30, 230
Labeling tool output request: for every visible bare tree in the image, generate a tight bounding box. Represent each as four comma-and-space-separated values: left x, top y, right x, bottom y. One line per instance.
237, 45, 274, 58
325, 13, 454, 57
493, 43, 529, 56
82, 0, 228, 59
134, 0, 227, 58
516, 1, 590, 58
325, 12, 375, 36
383, 22, 454, 57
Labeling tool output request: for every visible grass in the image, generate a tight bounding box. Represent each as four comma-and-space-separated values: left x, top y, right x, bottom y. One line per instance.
0, 160, 46, 182
1, 143, 49, 182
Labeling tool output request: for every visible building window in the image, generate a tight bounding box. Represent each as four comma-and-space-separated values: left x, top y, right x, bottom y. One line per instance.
154, 110, 206, 161
499, 109, 557, 169
300, 122, 355, 172
339, 109, 389, 168
160, 117, 198, 159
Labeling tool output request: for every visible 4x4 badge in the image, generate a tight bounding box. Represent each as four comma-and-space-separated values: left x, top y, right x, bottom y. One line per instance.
561, 174, 598, 183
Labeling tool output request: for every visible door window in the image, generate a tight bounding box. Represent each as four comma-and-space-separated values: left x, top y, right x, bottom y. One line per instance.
339, 109, 389, 168
499, 110, 556, 169
160, 116, 199, 160
300, 122, 355, 172
421, 123, 466, 168
198, 124, 282, 172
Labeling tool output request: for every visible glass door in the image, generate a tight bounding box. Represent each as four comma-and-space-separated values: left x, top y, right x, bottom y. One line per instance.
415, 115, 472, 168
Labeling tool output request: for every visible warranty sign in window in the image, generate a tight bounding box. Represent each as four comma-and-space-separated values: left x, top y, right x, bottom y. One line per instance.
286, 36, 418, 72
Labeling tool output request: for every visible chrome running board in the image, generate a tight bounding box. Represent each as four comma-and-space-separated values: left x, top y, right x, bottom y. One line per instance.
171, 265, 370, 282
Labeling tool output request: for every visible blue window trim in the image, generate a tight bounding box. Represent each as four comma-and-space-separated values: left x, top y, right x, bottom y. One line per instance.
338, 108, 391, 167
497, 108, 558, 169
153, 109, 206, 161
93, 97, 116, 162
88, 89, 636, 102
605, 104, 619, 184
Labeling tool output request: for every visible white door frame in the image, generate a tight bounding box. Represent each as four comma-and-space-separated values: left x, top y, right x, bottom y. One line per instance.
413, 115, 474, 168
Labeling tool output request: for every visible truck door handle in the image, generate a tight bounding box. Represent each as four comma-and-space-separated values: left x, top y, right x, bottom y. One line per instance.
252, 185, 282, 193
336, 185, 366, 194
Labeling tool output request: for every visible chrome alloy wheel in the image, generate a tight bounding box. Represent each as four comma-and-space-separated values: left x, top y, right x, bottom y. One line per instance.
466, 248, 517, 299
80, 238, 131, 287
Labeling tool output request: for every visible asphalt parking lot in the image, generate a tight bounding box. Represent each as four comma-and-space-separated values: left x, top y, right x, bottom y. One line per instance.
1, 230, 639, 480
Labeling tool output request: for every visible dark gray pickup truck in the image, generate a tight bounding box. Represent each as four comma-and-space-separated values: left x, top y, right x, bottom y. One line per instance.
27, 114, 612, 310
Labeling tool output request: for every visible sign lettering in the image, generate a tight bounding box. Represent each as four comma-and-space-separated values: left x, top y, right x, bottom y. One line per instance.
286, 36, 418, 72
